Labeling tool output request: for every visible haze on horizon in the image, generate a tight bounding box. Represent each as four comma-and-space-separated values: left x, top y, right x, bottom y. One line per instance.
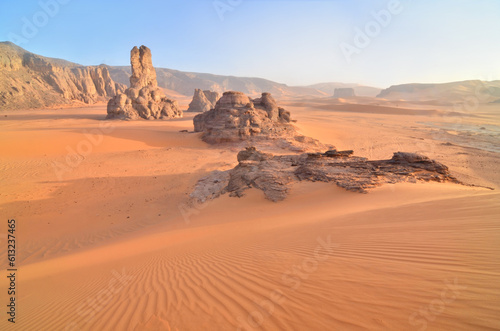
1, 0, 499, 88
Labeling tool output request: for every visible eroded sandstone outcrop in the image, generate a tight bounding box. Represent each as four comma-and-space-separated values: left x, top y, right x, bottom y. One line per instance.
0, 42, 125, 109
190, 147, 462, 202
106, 46, 182, 120
193, 91, 328, 152
187, 89, 220, 112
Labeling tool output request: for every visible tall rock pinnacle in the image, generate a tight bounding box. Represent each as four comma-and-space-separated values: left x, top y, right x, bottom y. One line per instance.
130, 46, 158, 89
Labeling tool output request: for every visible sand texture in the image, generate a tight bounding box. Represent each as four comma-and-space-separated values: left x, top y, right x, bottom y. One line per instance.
0, 98, 499, 330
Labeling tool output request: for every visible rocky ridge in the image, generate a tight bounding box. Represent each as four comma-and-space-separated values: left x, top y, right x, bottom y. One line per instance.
0, 41, 125, 109
377, 80, 500, 102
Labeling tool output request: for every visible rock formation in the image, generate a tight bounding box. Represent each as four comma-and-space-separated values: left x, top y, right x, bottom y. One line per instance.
190, 147, 462, 202
0, 42, 125, 110
193, 91, 328, 152
106, 46, 182, 120
130, 46, 157, 89
333, 88, 355, 98
187, 89, 220, 112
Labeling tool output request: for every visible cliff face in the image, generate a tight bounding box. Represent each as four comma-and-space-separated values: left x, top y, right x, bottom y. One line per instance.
0, 42, 125, 110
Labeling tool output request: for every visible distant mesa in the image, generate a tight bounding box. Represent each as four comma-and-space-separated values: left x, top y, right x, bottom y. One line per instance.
193, 91, 329, 152
106, 46, 182, 120
191, 147, 463, 203
333, 88, 355, 98
0, 41, 125, 110
187, 89, 220, 112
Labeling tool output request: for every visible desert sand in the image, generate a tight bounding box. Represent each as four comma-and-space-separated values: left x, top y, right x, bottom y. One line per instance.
1, 98, 499, 331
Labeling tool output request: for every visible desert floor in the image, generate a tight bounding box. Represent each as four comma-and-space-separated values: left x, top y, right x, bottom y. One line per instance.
0, 98, 499, 330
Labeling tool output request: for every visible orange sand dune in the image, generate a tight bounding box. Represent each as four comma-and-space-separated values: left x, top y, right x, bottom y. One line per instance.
1, 102, 499, 330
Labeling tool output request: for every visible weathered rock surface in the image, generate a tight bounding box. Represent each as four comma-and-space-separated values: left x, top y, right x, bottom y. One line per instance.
0, 42, 125, 110
130, 46, 157, 89
187, 89, 220, 112
191, 147, 462, 202
106, 46, 182, 120
193, 91, 329, 152
333, 88, 355, 98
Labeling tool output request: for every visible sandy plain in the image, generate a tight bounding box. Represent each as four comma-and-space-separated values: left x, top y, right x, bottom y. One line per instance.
0, 97, 499, 330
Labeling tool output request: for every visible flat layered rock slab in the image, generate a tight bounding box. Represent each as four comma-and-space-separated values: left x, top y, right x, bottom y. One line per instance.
191, 148, 464, 202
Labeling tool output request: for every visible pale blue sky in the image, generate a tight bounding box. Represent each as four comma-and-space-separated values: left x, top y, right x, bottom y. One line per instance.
1, 0, 499, 87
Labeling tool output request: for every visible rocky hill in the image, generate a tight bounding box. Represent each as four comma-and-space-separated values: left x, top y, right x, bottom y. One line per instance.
377, 80, 500, 103
0, 42, 125, 110
107, 66, 329, 98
